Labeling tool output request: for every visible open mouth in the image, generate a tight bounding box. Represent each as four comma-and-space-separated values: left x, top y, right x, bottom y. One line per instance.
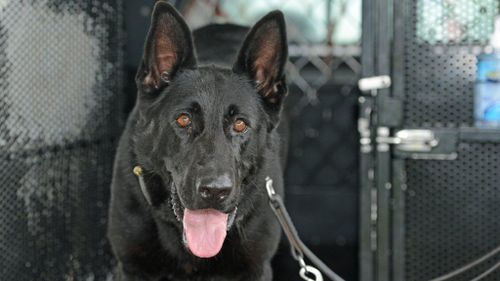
169, 183, 238, 258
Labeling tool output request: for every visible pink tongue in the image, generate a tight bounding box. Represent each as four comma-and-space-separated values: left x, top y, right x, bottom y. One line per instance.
183, 209, 228, 258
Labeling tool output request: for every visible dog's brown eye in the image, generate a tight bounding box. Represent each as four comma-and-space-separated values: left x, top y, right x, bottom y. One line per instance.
233, 119, 248, 133
176, 114, 191, 128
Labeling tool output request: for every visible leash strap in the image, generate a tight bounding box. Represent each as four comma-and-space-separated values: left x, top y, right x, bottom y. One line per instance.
265, 177, 346, 281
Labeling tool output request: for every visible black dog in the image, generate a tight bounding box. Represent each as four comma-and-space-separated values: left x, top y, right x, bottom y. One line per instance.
108, 2, 288, 280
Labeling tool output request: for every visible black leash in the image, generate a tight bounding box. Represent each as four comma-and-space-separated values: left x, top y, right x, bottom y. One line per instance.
265, 177, 346, 281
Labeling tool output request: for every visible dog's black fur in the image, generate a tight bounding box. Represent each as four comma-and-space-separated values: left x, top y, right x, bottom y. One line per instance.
108, 2, 288, 280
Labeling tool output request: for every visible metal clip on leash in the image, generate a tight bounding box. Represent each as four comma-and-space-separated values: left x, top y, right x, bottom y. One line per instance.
265, 177, 346, 281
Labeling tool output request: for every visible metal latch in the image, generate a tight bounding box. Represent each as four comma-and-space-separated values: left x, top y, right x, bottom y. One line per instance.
377, 127, 458, 160
377, 128, 438, 152
357, 76, 392, 154
358, 76, 392, 94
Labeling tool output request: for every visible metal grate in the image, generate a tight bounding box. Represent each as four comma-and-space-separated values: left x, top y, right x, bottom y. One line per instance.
282, 59, 361, 281
402, 0, 499, 128
0, 141, 117, 281
0, 0, 124, 280
286, 82, 359, 189
405, 142, 500, 281
401, 2, 500, 280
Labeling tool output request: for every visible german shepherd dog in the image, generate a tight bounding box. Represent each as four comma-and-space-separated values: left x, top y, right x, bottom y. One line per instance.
108, 2, 288, 280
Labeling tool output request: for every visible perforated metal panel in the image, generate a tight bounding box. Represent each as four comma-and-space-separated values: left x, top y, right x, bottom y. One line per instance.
405, 143, 500, 281
396, 1, 500, 280
0, 0, 124, 280
402, 0, 499, 127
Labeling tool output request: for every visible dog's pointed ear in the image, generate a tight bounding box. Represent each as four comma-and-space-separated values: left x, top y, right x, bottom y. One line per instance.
136, 1, 196, 95
233, 11, 288, 126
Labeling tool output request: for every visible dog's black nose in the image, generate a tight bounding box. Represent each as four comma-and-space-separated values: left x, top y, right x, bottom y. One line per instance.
197, 174, 233, 201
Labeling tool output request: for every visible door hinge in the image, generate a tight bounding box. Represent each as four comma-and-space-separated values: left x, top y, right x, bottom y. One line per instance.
376, 127, 458, 160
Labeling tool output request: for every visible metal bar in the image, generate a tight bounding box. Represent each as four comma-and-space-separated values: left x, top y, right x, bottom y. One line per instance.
392, 159, 406, 281
361, 0, 375, 77
391, 0, 405, 101
360, 4, 376, 281
375, 131, 391, 281
375, 0, 393, 279
326, 0, 332, 45
359, 97, 375, 281
360, 0, 377, 278
459, 127, 500, 142
375, 0, 391, 80
375, 0, 391, 281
